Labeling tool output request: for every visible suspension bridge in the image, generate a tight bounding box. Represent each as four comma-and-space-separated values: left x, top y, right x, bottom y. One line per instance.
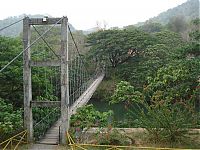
0, 16, 105, 147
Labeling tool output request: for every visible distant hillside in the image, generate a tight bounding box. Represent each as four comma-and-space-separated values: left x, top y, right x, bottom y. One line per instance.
83, 27, 100, 35
0, 14, 76, 37
136, 0, 199, 26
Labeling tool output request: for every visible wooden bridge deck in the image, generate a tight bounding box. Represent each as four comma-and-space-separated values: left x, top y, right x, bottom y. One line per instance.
36, 74, 105, 145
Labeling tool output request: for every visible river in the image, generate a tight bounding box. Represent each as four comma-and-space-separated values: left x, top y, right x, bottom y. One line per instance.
88, 98, 127, 121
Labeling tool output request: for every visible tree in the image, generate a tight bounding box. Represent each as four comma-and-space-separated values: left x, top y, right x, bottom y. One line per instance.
109, 22, 199, 144
116, 30, 184, 91
111, 80, 199, 144
0, 36, 23, 107
70, 104, 113, 129
86, 29, 156, 68
138, 22, 164, 33
154, 30, 184, 49
0, 36, 57, 106
145, 60, 200, 104
0, 98, 23, 141
0, 36, 61, 141
167, 15, 187, 33
189, 18, 200, 42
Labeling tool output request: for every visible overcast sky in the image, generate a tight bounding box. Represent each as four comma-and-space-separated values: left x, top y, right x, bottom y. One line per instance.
0, 0, 187, 30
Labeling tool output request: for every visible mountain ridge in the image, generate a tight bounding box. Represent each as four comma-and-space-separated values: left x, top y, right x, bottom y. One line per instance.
0, 14, 76, 37
135, 0, 199, 26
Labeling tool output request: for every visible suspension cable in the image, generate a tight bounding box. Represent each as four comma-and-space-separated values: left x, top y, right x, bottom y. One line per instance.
0, 17, 63, 73
72, 51, 76, 103
32, 25, 60, 59
0, 18, 23, 32
34, 107, 58, 128
68, 25, 90, 74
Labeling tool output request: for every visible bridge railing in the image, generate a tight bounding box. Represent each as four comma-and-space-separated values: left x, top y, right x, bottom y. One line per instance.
33, 107, 60, 141
0, 130, 27, 150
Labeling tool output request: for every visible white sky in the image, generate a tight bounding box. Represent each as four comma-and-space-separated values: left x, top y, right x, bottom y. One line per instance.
0, 0, 187, 30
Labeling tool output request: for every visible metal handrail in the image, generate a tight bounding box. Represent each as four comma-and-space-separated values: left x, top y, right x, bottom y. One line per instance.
0, 130, 27, 150
33, 108, 60, 141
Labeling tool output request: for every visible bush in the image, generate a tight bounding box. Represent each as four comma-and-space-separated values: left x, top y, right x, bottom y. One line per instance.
69, 104, 113, 143
0, 98, 23, 141
70, 104, 113, 129
130, 100, 198, 144
111, 81, 199, 145
96, 129, 131, 145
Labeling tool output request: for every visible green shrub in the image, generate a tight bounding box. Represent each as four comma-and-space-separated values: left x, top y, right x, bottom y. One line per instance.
96, 129, 131, 145
130, 100, 198, 144
0, 98, 23, 141
70, 104, 113, 129
111, 81, 199, 145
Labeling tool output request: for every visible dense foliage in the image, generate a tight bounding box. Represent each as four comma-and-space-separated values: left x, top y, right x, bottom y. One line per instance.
138, 0, 199, 25
111, 81, 199, 144
87, 18, 200, 146
71, 104, 113, 130
0, 11, 199, 147
0, 24, 91, 142
0, 35, 62, 141
0, 36, 23, 107
0, 99, 23, 140
87, 29, 156, 68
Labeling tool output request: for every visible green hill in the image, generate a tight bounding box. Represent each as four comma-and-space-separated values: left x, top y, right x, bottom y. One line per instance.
136, 0, 199, 26
0, 14, 76, 37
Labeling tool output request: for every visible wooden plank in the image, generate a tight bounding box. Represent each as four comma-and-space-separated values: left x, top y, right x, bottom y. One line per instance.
29, 18, 62, 25
30, 60, 60, 67
31, 101, 61, 107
